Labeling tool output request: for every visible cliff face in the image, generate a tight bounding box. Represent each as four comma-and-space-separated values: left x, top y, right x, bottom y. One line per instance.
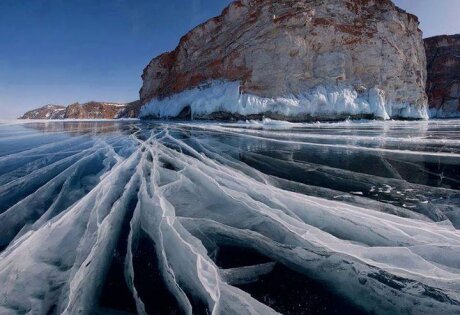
19, 105, 66, 120
425, 34, 460, 118
140, 0, 428, 121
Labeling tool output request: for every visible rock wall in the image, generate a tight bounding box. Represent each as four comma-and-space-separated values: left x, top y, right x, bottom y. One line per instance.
140, 0, 428, 121
425, 34, 460, 118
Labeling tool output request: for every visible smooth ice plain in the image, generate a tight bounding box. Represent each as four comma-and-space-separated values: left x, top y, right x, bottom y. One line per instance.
0, 119, 459, 315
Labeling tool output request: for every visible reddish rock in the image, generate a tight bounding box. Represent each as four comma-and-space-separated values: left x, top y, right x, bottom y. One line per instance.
425, 34, 460, 118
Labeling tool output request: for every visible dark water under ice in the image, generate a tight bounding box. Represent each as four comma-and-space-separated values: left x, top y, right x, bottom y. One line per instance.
0, 119, 459, 315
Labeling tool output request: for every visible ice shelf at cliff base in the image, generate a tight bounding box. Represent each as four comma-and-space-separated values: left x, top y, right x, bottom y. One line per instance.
141, 81, 429, 121
140, 0, 429, 121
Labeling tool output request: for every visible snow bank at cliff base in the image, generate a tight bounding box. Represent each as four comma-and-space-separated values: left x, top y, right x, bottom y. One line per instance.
140, 81, 428, 120
429, 106, 460, 119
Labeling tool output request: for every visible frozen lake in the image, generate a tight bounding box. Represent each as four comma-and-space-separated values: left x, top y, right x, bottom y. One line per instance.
0, 119, 459, 314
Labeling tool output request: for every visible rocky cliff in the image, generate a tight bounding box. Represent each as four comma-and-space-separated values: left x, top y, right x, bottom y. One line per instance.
140, 0, 428, 121
19, 105, 66, 119
64, 102, 127, 119
425, 34, 460, 118
118, 100, 143, 118
19, 101, 141, 120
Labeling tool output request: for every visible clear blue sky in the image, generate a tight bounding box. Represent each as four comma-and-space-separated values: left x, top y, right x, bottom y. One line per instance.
1, 0, 459, 119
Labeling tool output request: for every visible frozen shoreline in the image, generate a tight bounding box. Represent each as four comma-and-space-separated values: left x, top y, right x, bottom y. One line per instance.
141, 81, 430, 121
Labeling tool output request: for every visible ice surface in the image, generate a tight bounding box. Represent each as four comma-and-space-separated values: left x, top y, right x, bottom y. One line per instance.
140, 81, 429, 120
0, 120, 459, 314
